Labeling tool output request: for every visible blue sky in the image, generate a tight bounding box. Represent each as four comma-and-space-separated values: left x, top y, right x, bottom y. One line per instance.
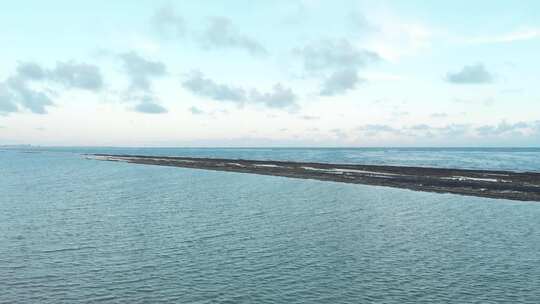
1, 0, 539, 146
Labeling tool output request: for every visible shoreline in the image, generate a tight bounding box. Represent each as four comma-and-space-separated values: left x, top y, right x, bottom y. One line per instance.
89, 154, 540, 202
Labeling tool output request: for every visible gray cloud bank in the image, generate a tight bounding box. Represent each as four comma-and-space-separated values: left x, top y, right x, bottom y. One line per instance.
299, 121, 540, 146
0, 61, 103, 115
0, 84, 19, 115
189, 106, 204, 115
200, 17, 267, 56
182, 71, 246, 103
52, 62, 103, 90
182, 71, 297, 110
151, 5, 186, 38
320, 68, 364, 96
134, 99, 168, 114
446, 64, 493, 84
4, 77, 53, 114
296, 39, 380, 72
295, 39, 380, 96
119, 52, 166, 92
151, 6, 267, 57
118, 52, 168, 114
249, 84, 296, 109
16, 61, 103, 91
353, 121, 540, 140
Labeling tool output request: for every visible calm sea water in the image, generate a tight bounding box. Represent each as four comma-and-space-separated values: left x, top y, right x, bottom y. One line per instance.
1, 148, 540, 303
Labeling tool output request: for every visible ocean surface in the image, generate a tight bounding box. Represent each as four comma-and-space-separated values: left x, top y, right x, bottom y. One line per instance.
1, 147, 540, 303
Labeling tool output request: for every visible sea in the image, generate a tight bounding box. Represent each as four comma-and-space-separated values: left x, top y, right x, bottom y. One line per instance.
1, 147, 540, 303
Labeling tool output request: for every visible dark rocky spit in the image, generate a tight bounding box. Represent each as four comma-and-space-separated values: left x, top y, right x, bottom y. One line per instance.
90, 154, 540, 202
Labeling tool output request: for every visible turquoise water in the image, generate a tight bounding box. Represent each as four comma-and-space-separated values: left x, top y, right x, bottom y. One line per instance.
1, 149, 540, 303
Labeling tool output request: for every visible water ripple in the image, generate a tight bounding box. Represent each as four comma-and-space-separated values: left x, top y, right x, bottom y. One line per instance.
1, 151, 540, 303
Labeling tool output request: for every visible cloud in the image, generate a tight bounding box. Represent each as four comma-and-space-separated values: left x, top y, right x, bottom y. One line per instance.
15, 61, 103, 91
348, 12, 377, 32
354, 123, 476, 138
403, 122, 536, 139
0, 85, 19, 115
437, 124, 471, 137
16, 62, 46, 81
331, 128, 348, 139
249, 84, 297, 109
343, 121, 540, 145
3, 63, 53, 114
117, 52, 167, 114
1, 61, 105, 115
295, 39, 379, 96
295, 39, 380, 72
476, 121, 529, 137
356, 124, 402, 136
189, 106, 204, 115
320, 68, 364, 96
149, 9, 265, 57
182, 70, 246, 103
119, 52, 166, 92
445, 64, 493, 84
133, 99, 168, 114
5, 77, 53, 114
408, 124, 431, 131
151, 5, 185, 38
51, 61, 103, 91
200, 17, 267, 56
182, 71, 297, 110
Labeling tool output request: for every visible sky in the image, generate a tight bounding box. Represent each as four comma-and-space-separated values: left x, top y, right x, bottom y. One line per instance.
1, 0, 539, 147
